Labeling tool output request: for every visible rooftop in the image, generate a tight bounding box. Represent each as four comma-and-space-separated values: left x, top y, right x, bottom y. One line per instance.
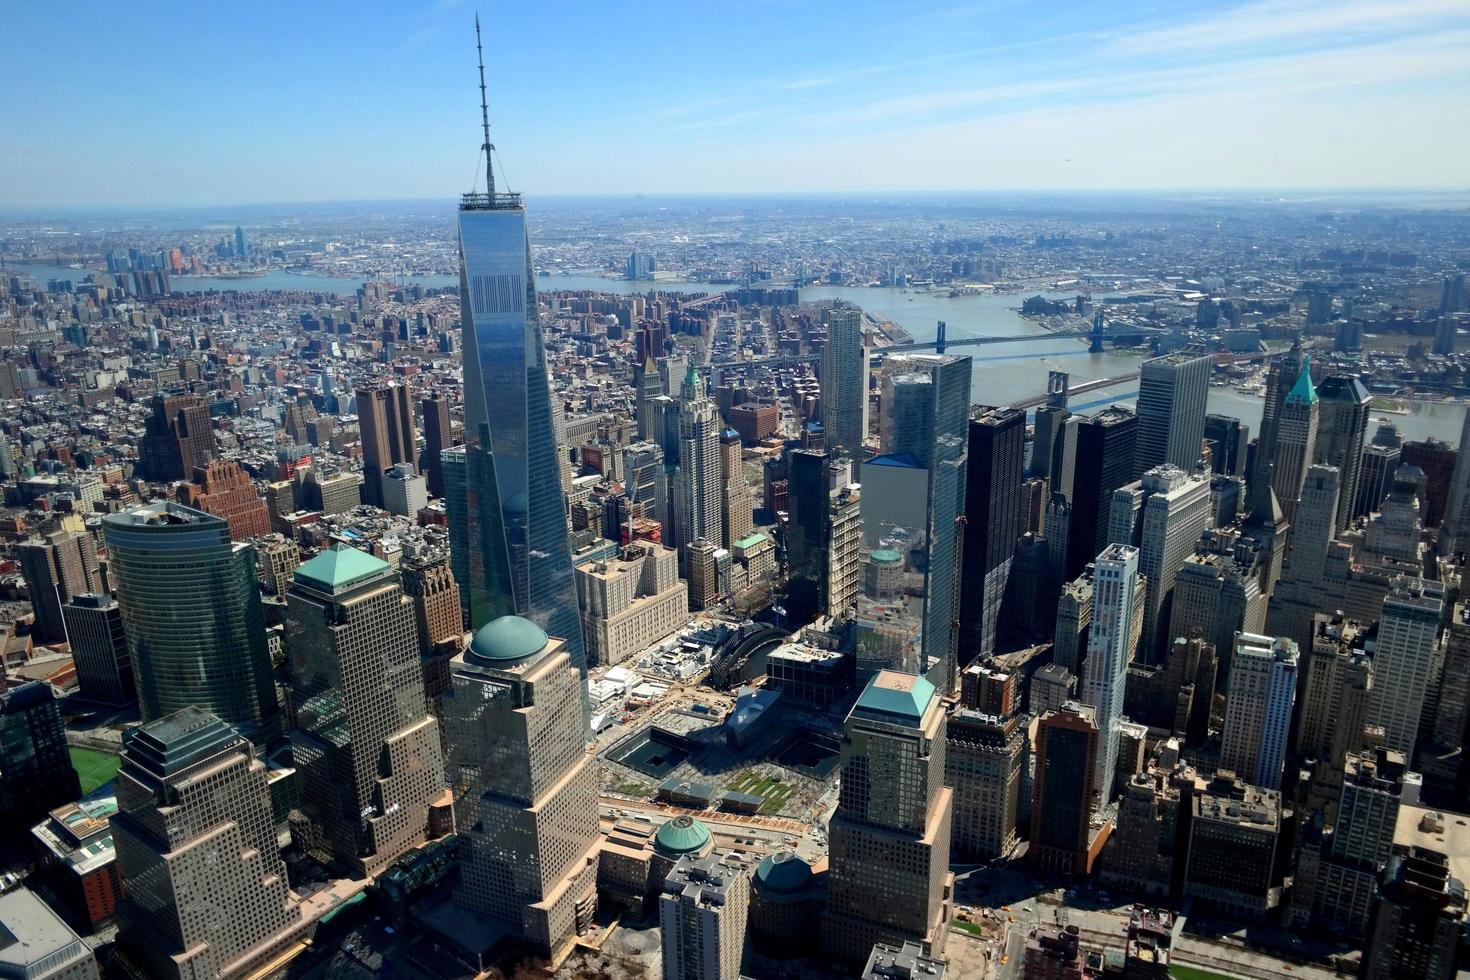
654, 815, 712, 857
293, 544, 389, 593
755, 850, 813, 895
0, 888, 94, 975
465, 615, 549, 666
854, 670, 935, 726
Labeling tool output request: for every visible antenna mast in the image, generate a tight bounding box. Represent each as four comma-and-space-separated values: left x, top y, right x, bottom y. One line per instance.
475, 14, 495, 197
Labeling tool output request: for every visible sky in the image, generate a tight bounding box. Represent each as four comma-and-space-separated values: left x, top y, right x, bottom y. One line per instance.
5, 0, 1470, 207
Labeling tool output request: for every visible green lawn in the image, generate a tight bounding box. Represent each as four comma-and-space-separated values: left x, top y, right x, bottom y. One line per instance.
728, 770, 797, 814
952, 920, 986, 937
613, 780, 653, 797
70, 746, 122, 795
1170, 966, 1239, 980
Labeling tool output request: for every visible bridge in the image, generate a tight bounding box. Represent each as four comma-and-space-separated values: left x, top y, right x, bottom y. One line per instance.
1011, 372, 1141, 411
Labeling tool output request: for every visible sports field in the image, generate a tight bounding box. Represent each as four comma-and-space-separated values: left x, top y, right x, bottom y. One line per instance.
70, 746, 122, 794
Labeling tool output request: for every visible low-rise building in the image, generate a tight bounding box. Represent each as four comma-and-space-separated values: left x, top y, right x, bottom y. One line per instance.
31, 797, 125, 930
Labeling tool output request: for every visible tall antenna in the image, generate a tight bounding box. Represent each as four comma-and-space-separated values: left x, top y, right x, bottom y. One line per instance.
475, 13, 495, 197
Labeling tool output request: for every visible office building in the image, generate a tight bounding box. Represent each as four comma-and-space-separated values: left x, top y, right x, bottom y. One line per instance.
720, 428, 755, 549
959, 406, 1025, 662
1031, 702, 1108, 875
1295, 614, 1372, 765
0, 683, 82, 837
1182, 773, 1288, 922
1120, 465, 1210, 664
19, 526, 101, 645
0, 888, 99, 980
285, 547, 446, 876
1203, 414, 1248, 478
1100, 746, 1198, 899
576, 541, 687, 666
444, 617, 599, 959
1052, 575, 1091, 675
1265, 465, 1342, 655
112, 708, 301, 979
1356, 422, 1403, 518
1367, 578, 1445, 757
1271, 357, 1319, 527
1219, 633, 1298, 790
822, 307, 869, 459
138, 393, 214, 482
61, 593, 134, 705
674, 363, 723, 571
1314, 375, 1370, 533
945, 709, 1024, 860
1249, 342, 1304, 508
178, 460, 271, 541
1079, 544, 1138, 804
455, 124, 585, 672
356, 382, 417, 509
1134, 350, 1211, 475
879, 355, 972, 690
1067, 408, 1137, 582
104, 502, 281, 744
659, 854, 751, 980
1313, 749, 1410, 931
1363, 847, 1466, 980
1401, 438, 1457, 528
1441, 411, 1470, 556
421, 394, 453, 498
1168, 553, 1265, 680
31, 797, 125, 930
822, 671, 953, 965
381, 463, 428, 517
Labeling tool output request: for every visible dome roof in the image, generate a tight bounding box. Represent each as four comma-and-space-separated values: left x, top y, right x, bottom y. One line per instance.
755, 850, 812, 895
467, 615, 548, 665
654, 815, 711, 856
870, 548, 902, 565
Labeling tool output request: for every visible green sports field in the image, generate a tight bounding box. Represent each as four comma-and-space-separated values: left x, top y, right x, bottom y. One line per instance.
70, 746, 122, 794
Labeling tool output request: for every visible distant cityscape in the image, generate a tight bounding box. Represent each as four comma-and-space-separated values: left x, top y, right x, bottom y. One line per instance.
3, 17, 1470, 980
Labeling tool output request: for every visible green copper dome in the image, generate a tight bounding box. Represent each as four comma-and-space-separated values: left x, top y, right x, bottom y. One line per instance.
755, 851, 812, 895
870, 548, 903, 565
654, 815, 711, 856
467, 615, 548, 665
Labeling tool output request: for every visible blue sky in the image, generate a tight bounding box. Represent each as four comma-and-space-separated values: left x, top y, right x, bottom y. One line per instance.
5, 0, 1469, 206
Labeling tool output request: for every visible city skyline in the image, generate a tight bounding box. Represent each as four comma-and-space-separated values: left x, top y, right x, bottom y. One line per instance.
5, 0, 1470, 208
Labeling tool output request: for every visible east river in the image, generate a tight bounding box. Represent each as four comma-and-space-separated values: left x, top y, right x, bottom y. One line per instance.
9, 262, 1464, 443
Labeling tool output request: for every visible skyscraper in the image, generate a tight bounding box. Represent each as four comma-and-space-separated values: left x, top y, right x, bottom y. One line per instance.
1401, 438, 1457, 528
674, 363, 723, 569
1363, 847, 1466, 980
103, 502, 281, 745
18, 525, 101, 644
821, 307, 869, 460
1314, 375, 1370, 533
180, 459, 272, 541
1134, 351, 1212, 476
1314, 749, 1410, 931
356, 382, 417, 509
285, 547, 446, 876
1272, 357, 1319, 527
1121, 465, 1211, 665
1031, 702, 1105, 875
62, 593, 134, 705
786, 449, 833, 624
421, 394, 453, 498
660, 854, 751, 980
1439, 410, 1470, 556
880, 355, 972, 690
138, 393, 215, 482
444, 616, 599, 959
1079, 543, 1139, 804
959, 406, 1025, 663
1249, 341, 1304, 511
1355, 421, 1403, 518
1068, 408, 1137, 582
1266, 465, 1342, 654
111, 708, 301, 980
1203, 414, 1249, 478
1219, 633, 1298, 790
234, 224, 249, 258
822, 671, 953, 965
455, 41, 585, 670
0, 683, 81, 837
1367, 578, 1445, 757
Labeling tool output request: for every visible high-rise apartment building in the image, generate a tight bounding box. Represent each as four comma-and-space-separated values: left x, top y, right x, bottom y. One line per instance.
444, 617, 599, 958
1068, 408, 1137, 582
1363, 847, 1466, 980
1031, 702, 1107, 875
959, 406, 1025, 663
1314, 375, 1370, 533
821, 307, 869, 460
455, 117, 585, 674
1367, 578, 1445, 757
103, 502, 281, 745
356, 382, 417, 509
113, 709, 302, 979
179, 459, 272, 540
945, 709, 1024, 860
1134, 351, 1211, 476
19, 525, 101, 644
1219, 633, 1298, 790
61, 593, 134, 705
285, 547, 446, 876
1080, 544, 1139, 804
880, 355, 972, 691
421, 394, 453, 498
0, 683, 81, 837
659, 854, 751, 980
138, 393, 214, 482
822, 671, 953, 965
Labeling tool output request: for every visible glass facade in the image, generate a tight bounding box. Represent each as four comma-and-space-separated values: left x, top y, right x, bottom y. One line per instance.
457, 202, 585, 670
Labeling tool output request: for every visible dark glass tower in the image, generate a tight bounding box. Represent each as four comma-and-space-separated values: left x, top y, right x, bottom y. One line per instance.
959, 406, 1025, 662
1066, 407, 1137, 581
455, 26, 584, 670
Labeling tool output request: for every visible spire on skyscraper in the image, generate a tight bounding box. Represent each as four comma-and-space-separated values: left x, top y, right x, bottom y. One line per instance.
1286, 354, 1318, 406
475, 13, 495, 198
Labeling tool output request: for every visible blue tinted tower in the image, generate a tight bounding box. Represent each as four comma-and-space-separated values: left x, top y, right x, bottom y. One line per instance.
455, 20, 585, 671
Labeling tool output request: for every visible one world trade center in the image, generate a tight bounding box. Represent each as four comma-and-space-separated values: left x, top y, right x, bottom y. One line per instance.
454, 19, 585, 671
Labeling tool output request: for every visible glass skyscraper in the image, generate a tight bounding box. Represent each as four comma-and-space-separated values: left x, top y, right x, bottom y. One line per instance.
455, 174, 585, 670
